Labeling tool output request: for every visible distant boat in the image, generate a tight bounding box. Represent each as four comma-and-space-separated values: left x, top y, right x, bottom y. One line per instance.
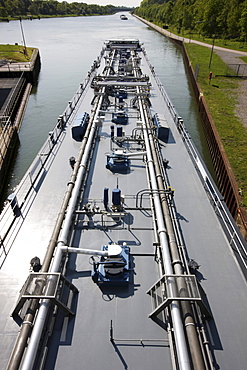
120, 14, 128, 20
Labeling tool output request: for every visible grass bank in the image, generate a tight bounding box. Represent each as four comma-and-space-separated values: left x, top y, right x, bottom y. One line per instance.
0, 44, 34, 62
184, 43, 247, 208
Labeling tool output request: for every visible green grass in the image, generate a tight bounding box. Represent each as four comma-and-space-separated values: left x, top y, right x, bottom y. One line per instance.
0, 44, 34, 62
185, 43, 247, 208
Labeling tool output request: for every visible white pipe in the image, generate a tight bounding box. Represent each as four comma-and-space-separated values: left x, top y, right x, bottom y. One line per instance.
120, 151, 147, 157
137, 83, 191, 369
20, 49, 118, 369
60, 246, 108, 256
21, 243, 109, 370
20, 87, 106, 370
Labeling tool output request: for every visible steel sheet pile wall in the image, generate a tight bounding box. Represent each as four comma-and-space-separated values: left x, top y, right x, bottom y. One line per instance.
180, 43, 246, 237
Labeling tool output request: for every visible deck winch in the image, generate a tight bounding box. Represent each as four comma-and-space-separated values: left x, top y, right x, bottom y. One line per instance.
91, 242, 130, 286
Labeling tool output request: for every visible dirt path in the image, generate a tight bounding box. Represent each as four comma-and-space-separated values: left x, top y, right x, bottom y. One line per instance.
213, 48, 247, 129
181, 35, 247, 131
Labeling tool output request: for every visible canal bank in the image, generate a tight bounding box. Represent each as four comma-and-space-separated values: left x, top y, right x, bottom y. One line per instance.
0, 48, 40, 201
134, 14, 247, 240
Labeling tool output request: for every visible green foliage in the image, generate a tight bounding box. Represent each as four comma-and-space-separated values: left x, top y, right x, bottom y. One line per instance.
0, 0, 127, 18
135, 0, 247, 40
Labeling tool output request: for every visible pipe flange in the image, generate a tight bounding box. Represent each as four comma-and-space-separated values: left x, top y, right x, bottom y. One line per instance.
22, 321, 34, 327
172, 259, 183, 266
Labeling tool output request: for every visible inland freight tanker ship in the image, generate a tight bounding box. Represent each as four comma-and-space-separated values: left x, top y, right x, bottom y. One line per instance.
0, 39, 246, 370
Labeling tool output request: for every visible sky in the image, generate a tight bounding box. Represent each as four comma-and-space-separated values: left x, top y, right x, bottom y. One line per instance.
66, 0, 141, 8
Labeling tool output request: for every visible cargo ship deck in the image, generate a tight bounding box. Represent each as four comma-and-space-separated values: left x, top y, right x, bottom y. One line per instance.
0, 39, 246, 370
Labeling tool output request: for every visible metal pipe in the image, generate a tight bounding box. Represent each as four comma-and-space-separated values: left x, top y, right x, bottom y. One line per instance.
120, 151, 147, 157
156, 142, 212, 368
6, 79, 98, 370
19, 51, 114, 369
150, 191, 177, 370
141, 50, 207, 368
60, 246, 108, 256
148, 121, 206, 370
137, 91, 191, 369
7, 106, 91, 370
20, 96, 102, 370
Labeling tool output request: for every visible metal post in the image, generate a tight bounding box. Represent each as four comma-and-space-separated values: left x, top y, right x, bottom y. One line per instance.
19, 18, 27, 56
196, 20, 216, 70
208, 34, 215, 70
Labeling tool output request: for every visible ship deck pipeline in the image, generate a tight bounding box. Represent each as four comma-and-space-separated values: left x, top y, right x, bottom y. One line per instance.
0, 39, 247, 370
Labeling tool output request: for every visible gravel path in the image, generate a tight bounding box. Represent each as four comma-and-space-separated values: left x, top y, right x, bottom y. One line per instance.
213, 48, 247, 129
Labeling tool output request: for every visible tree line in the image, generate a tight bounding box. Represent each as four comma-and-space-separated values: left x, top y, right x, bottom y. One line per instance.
0, 0, 131, 19
134, 0, 247, 41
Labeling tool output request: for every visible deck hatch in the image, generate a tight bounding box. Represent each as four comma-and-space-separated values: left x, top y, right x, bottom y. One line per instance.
12, 273, 78, 318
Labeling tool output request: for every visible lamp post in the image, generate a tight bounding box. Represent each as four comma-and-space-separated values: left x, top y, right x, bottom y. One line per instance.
208, 30, 216, 69
19, 17, 27, 56
197, 20, 216, 69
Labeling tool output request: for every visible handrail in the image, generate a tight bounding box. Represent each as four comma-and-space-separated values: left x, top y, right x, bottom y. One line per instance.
0, 117, 15, 166
0, 72, 25, 120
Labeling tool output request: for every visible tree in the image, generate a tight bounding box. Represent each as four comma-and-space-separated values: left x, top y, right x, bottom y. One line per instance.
240, 0, 247, 40
135, 0, 247, 39
227, 0, 242, 38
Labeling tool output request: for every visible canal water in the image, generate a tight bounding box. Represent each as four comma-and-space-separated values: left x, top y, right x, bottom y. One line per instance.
0, 13, 212, 194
